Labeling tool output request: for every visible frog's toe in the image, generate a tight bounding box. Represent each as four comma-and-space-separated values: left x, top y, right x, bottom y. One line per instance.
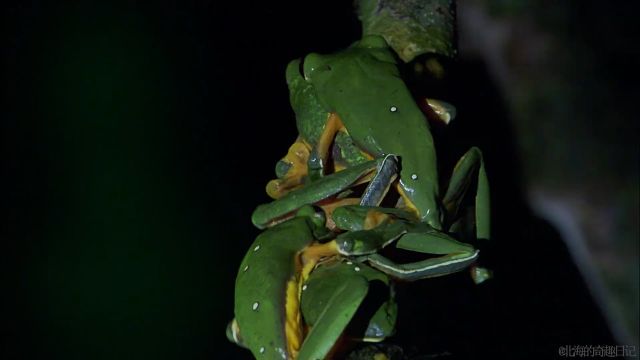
226, 318, 248, 349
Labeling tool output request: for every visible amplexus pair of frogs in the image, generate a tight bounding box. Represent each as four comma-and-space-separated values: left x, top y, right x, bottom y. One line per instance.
226, 35, 491, 360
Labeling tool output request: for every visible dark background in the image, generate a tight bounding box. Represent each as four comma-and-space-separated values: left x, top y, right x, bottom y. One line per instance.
1, 1, 637, 359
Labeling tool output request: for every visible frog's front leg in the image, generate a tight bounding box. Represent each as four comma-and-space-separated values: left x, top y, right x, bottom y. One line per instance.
252, 157, 385, 229
442, 146, 490, 241
359, 154, 399, 207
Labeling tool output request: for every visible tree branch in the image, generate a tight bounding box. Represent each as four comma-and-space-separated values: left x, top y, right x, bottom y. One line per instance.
356, 0, 456, 62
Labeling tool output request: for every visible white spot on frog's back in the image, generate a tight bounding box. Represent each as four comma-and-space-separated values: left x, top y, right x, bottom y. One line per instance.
390, 106, 398, 112
411, 173, 418, 180
276, 347, 287, 359
252, 302, 259, 311
259, 346, 265, 354
398, 179, 416, 197
253, 245, 261, 252
243, 265, 249, 272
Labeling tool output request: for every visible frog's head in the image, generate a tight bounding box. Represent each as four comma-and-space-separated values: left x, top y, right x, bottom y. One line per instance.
287, 35, 396, 86
282, 34, 400, 155
284, 52, 333, 91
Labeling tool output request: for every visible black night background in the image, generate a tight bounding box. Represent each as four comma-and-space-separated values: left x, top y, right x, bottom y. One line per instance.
1, 1, 638, 359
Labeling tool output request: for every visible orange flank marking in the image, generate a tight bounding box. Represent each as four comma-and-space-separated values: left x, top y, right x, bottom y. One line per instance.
284, 241, 339, 359
284, 279, 303, 359
363, 210, 391, 230
316, 113, 345, 170
396, 184, 420, 218
334, 161, 347, 173
284, 247, 306, 358
300, 241, 339, 279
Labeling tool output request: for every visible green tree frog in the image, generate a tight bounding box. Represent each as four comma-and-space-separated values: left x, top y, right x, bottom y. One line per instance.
229, 35, 491, 360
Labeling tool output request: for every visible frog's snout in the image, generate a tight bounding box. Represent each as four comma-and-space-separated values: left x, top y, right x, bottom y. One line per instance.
285, 58, 303, 85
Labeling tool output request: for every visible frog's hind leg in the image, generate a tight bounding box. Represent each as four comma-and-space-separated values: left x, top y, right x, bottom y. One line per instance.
297, 273, 369, 360
442, 146, 490, 241
364, 229, 479, 282
307, 112, 345, 181
440, 147, 493, 283
330, 204, 480, 282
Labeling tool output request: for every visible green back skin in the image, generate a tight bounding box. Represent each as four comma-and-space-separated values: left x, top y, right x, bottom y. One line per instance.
295, 35, 442, 228
234, 217, 317, 359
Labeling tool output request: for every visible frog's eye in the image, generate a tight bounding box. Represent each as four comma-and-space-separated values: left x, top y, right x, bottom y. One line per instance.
302, 53, 331, 80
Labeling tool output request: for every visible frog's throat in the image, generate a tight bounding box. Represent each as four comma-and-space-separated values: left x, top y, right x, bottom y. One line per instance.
284, 241, 339, 359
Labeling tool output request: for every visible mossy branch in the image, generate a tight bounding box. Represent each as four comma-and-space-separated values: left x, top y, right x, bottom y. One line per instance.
356, 0, 456, 62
